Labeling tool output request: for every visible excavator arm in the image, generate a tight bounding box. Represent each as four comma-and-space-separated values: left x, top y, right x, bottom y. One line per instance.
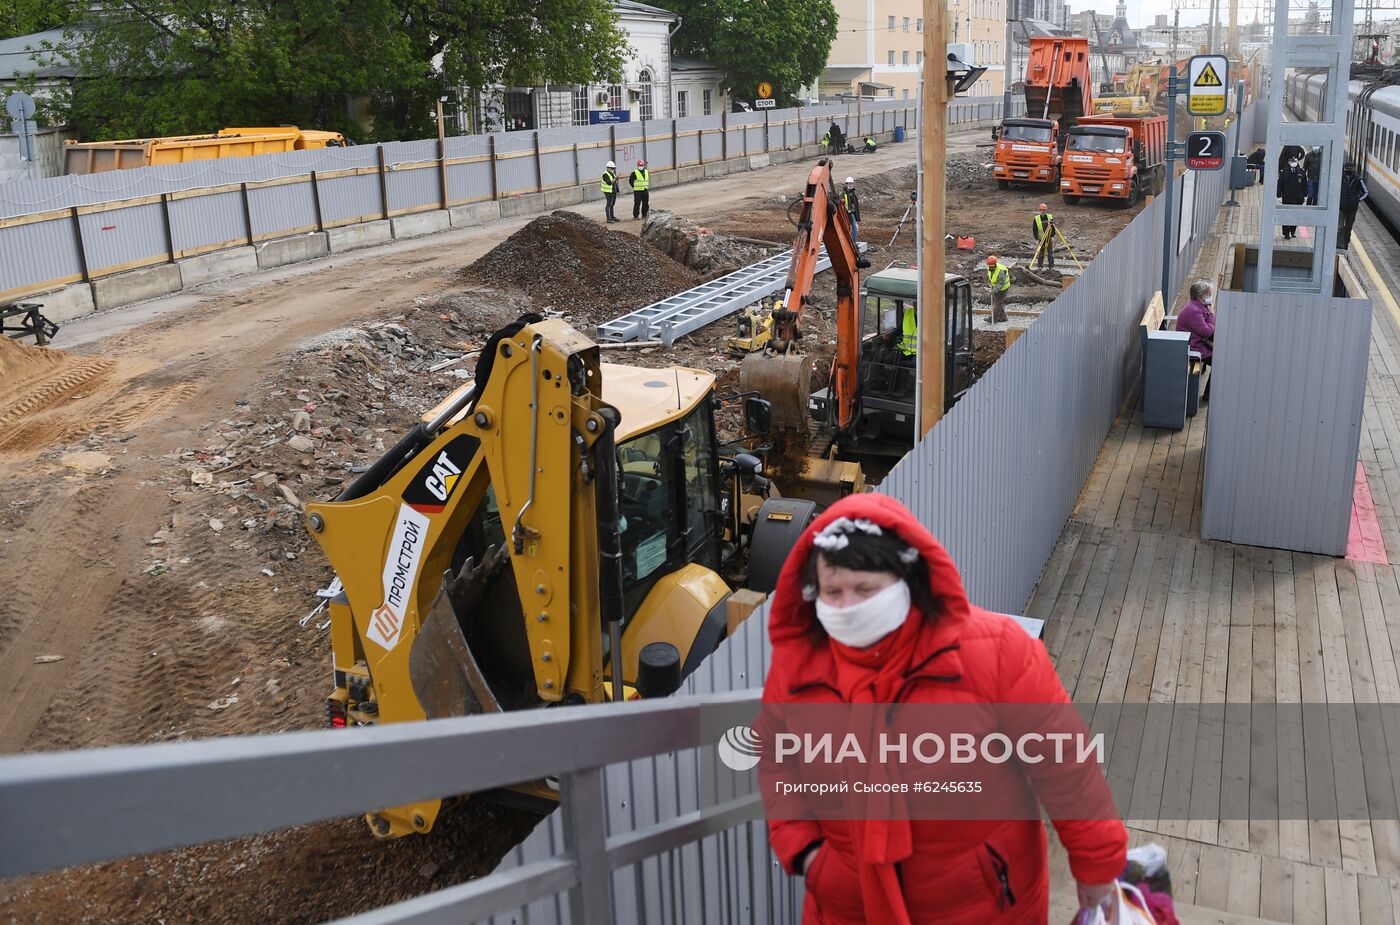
746, 158, 865, 430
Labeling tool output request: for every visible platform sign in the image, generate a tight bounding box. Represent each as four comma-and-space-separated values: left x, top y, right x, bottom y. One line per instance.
757, 81, 773, 100
1187, 55, 1228, 116
1185, 131, 1227, 170
755, 98, 776, 109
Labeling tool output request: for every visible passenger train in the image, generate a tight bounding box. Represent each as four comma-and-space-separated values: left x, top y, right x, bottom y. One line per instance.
1285, 70, 1400, 230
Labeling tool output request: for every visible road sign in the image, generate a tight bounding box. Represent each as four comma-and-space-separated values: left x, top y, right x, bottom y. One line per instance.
754, 98, 776, 109
1187, 55, 1228, 116
6, 91, 35, 122
757, 81, 773, 100
1185, 131, 1227, 170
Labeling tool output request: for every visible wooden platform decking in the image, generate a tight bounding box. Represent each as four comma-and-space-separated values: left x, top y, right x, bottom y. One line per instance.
1036, 187, 1400, 923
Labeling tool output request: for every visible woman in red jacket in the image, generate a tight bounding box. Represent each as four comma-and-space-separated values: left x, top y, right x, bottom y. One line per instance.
761, 493, 1127, 924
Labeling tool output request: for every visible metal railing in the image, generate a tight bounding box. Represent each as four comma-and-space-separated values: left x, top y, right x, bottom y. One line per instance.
0, 689, 762, 924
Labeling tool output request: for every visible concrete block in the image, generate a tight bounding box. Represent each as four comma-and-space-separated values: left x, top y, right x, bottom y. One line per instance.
543, 186, 585, 209
651, 171, 678, 188
256, 233, 330, 269
91, 263, 182, 311
390, 210, 450, 240
747, 154, 772, 170
326, 220, 393, 253
499, 192, 548, 218
581, 186, 602, 202
704, 161, 733, 178
179, 246, 258, 288
23, 283, 95, 323
447, 202, 501, 229
678, 165, 704, 183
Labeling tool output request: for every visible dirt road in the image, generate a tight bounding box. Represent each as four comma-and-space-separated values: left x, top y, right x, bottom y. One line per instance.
0, 123, 1142, 923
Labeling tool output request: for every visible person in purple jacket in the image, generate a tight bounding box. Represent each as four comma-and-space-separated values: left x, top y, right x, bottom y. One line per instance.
1175, 281, 1215, 401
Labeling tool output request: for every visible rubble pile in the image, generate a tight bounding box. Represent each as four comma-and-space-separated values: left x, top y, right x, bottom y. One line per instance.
463, 210, 699, 325
640, 211, 772, 276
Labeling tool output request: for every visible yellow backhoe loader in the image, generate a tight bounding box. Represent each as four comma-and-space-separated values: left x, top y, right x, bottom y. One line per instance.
305, 314, 819, 838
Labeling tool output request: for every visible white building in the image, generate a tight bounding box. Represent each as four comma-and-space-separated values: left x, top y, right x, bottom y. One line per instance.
472, 1, 726, 131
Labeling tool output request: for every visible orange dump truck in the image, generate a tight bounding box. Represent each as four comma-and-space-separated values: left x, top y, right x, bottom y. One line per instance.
63, 127, 348, 175
994, 37, 1095, 190
1059, 114, 1167, 208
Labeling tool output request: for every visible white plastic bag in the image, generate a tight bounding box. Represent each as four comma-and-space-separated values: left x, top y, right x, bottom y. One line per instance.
1126, 842, 1168, 877
1075, 883, 1155, 925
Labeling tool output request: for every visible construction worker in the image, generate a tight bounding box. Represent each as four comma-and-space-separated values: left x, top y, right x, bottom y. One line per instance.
601, 160, 619, 223
629, 159, 650, 220
841, 177, 861, 242
1032, 203, 1056, 271
899, 301, 918, 361
863, 136, 877, 154
986, 255, 1011, 324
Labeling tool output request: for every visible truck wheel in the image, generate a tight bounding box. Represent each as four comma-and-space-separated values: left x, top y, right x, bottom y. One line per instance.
1062, 194, 1080, 205
1118, 183, 1138, 209
997, 179, 1009, 190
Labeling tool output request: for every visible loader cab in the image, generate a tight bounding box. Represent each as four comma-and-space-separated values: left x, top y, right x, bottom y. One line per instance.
835, 268, 974, 448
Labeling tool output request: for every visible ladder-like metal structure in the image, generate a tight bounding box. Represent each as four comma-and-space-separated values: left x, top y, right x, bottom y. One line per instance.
594, 244, 865, 344
1256, 0, 1355, 293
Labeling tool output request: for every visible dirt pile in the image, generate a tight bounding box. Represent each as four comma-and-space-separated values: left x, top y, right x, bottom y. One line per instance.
640, 211, 772, 276
0, 334, 69, 385
463, 210, 698, 326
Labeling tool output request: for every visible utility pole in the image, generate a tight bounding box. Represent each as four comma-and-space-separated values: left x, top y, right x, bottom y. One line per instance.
1003, 0, 1015, 121
918, 0, 947, 438
1228, 0, 1239, 58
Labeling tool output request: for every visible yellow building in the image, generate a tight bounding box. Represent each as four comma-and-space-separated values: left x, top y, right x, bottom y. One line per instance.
823, 1, 1008, 101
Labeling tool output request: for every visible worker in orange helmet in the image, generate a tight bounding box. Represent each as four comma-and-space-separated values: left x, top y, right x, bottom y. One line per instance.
986, 255, 1011, 324
1032, 203, 1057, 271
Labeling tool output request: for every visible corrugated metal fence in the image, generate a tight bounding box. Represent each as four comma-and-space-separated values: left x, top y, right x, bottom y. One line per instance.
0, 96, 1022, 303
480, 104, 1260, 923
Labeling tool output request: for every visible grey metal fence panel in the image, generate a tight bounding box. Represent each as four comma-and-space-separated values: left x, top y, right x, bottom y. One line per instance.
445, 134, 495, 205
539, 128, 582, 189
0, 216, 83, 294
78, 201, 168, 275
171, 189, 246, 254
676, 123, 701, 165
701, 128, 724, 162
491, 131, 537, 198
381, 140, 442, 213
641, 120, 675, 171
1201, 290, 1371, 554
248, 178, 318, 237
319, 172, 383, 225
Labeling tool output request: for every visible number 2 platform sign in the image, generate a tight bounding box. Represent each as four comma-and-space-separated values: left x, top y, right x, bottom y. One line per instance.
1185, 131, 1227, 170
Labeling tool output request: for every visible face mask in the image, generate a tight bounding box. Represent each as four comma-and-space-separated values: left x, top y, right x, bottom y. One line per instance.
1289, 161, 1299, 168
814, 579, 911, 648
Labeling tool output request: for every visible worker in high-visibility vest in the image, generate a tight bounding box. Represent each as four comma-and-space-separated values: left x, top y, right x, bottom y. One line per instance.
986, 254, 1011, 324
841, 177, 861, 242
629, 159, 651, 220
1032, 203, 1056, 271
899, 302, 918, 359
601, 160, 619, 223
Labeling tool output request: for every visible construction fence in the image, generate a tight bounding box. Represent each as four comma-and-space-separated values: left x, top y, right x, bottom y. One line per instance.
0, 96, 1022, 304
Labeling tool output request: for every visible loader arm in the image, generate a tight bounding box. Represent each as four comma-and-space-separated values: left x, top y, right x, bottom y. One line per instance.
304, 318, 618, 837
774, 158, 863, 430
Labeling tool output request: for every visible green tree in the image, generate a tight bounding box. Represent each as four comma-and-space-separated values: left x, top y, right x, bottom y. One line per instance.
666, 0, 837, 107
44, 1, 628, 142
0, 0, 72, 38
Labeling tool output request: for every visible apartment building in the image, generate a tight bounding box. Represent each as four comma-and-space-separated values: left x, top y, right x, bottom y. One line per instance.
824, 0, 1010, 101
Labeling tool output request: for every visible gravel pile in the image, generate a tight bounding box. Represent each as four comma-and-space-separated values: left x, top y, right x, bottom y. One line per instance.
463, 210, 699, 326
640, 211, 771, 277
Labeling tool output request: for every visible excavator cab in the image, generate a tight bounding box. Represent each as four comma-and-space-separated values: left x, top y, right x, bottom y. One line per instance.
810, 268, 973, 452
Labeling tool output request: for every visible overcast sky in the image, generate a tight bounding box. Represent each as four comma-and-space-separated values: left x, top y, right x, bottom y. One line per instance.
1066, 0, 1266, 29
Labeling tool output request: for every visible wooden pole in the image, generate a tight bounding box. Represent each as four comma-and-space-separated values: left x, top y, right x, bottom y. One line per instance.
918, 0, 947, 438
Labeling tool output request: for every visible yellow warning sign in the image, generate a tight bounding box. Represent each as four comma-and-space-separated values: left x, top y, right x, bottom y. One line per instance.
1194, 62, 1223, 87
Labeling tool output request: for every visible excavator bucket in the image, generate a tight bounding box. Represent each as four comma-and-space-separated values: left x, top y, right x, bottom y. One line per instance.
409, 546, 509, 719
739, 352, 811, 431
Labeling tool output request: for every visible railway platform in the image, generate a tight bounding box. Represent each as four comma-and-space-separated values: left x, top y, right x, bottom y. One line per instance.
1036, 181, 1400, 923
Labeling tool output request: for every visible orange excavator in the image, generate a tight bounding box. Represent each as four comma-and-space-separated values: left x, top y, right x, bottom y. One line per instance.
740, 158, 975, 457
739, 158, 868, 430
